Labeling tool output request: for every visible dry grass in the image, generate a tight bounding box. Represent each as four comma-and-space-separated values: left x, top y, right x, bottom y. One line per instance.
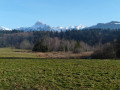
0, 48, 93, 59
34, 51, 93, 59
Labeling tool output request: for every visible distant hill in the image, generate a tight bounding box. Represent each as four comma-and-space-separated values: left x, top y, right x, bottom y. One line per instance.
88, 21, 120, 29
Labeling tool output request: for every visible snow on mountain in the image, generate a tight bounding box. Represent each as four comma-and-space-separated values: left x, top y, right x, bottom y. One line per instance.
17, 20, 85, 31
88, 21, 120, 29
69, 25, 85, 30
51, 24, 85, 31
52, 27, 64, 31
0, 26, 11, 31
2, 20, 120, 31
17, 20, 51, 31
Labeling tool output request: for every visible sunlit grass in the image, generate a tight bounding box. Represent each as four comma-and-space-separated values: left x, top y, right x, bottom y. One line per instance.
0, 59, 120, 89
0, 48, 39, 58
0, 48, 119, 89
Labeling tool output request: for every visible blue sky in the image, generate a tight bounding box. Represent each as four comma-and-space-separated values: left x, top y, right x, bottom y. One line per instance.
0, 0, 120, 29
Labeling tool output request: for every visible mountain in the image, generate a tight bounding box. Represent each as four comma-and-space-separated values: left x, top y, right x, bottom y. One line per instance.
17, 20, 85, 31
4, 20, 120, 31
17, 20, 51, 31
52, 25, 85, 31
88, 21, 120, 29
68, 25, 85, 30
0, 26, 11, 31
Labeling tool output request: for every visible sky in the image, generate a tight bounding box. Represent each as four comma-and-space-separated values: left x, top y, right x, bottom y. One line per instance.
0, 0, 120, 29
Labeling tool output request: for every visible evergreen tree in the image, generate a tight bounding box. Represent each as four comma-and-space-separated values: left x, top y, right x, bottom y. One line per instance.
32, 40, 49, 52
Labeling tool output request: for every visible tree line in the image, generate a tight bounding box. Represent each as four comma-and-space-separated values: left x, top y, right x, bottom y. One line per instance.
0, 28, 120, 57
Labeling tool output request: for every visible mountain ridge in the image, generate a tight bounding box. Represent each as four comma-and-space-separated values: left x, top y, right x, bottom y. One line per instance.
17, 20, 85, 31
88, 21, 120, 29
1, 21, 120, 31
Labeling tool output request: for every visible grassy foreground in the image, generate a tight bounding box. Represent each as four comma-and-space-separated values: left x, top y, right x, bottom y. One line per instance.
0, 48, 120, 89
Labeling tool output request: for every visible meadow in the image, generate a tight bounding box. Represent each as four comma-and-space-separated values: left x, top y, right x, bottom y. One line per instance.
0, 48, 120, 89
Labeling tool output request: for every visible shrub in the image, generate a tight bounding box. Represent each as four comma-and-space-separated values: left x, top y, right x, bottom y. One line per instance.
115, 39, 120, 58
91, 44, 116, 59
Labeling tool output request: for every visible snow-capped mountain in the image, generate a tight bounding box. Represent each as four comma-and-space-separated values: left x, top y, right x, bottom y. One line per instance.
53, 24, 85, 31
88, 21, 120, 29
0, 26, 11, 31
3, 20, 120, 31
17, 20, 85, 31
17, 20, 51, 31
68, 25, 85, 30
52, 27, 64, 31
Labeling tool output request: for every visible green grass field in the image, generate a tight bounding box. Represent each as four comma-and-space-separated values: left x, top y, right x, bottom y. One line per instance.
0, 48, 120, 89
0, 48, 39, 58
